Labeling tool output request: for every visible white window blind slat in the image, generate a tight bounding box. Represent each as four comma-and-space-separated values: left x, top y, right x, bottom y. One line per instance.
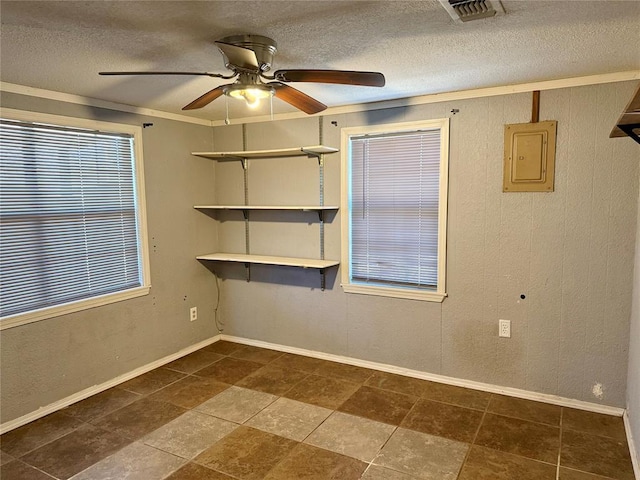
349, 129, 441, 289
0, 118, 144, 319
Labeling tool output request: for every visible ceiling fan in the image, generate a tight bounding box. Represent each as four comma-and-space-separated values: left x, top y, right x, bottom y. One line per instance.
99, 34, 385, 115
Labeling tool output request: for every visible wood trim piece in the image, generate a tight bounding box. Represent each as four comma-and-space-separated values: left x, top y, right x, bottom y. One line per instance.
196, 252, 339, 269
611, 84, 640, 139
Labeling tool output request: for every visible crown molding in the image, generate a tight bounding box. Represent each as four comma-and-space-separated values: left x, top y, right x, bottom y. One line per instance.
3, 70, 638, 128
0, 82, 213, 126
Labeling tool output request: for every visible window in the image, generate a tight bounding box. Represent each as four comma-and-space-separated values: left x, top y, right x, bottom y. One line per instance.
0, 109, 150, 329
341, 119, 449, 302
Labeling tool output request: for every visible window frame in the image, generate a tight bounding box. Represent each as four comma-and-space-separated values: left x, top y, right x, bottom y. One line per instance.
0, 108, 151, 330
340, 118, 449, 302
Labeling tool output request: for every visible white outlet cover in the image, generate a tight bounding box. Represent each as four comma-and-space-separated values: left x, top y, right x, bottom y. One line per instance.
499, 319, 511, 338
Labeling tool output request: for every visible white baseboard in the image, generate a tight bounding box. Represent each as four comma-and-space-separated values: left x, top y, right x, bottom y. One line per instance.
221, 334, 626, 417
0, 334, 221, 434
2, 332, 627, 436
624, 410, 640, 479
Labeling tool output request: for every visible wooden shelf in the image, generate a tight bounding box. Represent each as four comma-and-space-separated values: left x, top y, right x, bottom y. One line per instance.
196, 253, 339, 269
192, 145, 338, 160
194, 205, 339, 211
610, 85, 640, 140
192, 144, 339, 290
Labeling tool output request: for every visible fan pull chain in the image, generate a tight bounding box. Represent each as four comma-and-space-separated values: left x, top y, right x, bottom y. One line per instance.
224, 95, 230, 125
270, 93, 274, 121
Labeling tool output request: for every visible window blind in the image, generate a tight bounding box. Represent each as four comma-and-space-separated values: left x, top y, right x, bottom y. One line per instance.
350, 129, 441, 288
0, 119, 143, 318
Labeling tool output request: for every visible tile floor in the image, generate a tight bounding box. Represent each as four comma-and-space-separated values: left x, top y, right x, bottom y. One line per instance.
1, 340, 636, 480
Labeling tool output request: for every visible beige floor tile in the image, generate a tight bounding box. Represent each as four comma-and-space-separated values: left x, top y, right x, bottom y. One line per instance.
246, 397, 332, 441
143, 411, 237, 459
71, 442, 185, 480
374, 427, 468, 480
305, 411, 396, 462
194, 386, 277, 423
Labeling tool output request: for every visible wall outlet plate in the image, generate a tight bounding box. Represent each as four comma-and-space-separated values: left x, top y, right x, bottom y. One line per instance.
190, 307, 197, 322
499, 319, 511, 338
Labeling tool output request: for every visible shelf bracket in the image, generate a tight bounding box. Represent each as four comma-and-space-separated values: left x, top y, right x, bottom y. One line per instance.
320, 268, 326, 291
241, 158, 248, 170
244, 263, 251, 282
317, 210, 324, 222
242, 209, 249, 221
301, 148, 324, 166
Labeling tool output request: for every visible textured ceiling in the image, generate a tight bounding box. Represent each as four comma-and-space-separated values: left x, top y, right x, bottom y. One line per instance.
1, 1, 639, 122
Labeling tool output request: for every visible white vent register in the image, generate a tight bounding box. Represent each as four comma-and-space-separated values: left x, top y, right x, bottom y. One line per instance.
439, 0, 505, 22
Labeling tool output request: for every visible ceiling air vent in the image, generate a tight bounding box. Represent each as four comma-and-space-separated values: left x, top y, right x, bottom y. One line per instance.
439, 0, 505, 22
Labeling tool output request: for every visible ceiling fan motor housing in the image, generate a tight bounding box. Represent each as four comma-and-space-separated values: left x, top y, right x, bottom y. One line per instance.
219, 34, 277, 72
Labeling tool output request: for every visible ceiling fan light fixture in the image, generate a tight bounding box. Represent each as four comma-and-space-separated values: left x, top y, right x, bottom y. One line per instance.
224, 84, 274, 109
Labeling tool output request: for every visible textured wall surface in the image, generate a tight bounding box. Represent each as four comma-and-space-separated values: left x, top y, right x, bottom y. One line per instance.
627, 167, 640, 462
1, 80, 637, 426
212, 81, 639, 407
0, 93, 218, 423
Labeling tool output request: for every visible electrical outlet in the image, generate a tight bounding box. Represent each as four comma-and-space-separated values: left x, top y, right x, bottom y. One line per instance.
499, 319, 511, 338
190, 307, 197, 322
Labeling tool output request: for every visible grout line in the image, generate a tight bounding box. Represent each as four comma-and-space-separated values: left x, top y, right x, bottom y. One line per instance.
556, 407, 564, 480
455, 392, 492, 479
366, 424, 400, 476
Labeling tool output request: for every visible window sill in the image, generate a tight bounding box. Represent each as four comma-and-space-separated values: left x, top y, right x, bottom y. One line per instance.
0, 285, 151, 330
341, 283, 447, 302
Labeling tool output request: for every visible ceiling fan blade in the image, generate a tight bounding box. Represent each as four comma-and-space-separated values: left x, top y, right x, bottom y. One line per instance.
99, 71, 229, 78
182, 86, 226, 110
269, 82, 327, 115
215, 41, 260, 71
273, 69, 385, 87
